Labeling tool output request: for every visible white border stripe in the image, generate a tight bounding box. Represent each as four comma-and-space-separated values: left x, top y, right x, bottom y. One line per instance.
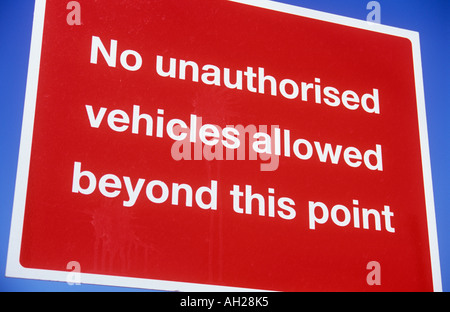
410, 33, 442, 292
6, 0, 46, 279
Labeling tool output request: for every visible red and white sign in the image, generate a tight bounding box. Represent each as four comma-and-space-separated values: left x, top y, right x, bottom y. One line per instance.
7, 0, 441, 291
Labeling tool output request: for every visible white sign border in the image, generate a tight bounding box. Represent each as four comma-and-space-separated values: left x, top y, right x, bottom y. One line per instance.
6, 0, 442, 292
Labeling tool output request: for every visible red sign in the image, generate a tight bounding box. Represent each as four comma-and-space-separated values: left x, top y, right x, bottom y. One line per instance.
7, 0, 441, 291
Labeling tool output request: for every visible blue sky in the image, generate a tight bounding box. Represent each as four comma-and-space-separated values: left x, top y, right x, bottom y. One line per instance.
0, 0, 449, 291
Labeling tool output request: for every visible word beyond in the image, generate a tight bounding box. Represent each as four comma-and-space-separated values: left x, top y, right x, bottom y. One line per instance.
72, 162, 218, 210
